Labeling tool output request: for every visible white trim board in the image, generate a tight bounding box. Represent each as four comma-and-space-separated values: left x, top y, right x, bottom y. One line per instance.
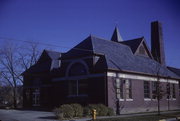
107, 72, 179, 84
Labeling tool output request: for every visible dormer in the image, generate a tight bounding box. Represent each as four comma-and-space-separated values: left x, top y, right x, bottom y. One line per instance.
121, 37, 153, 58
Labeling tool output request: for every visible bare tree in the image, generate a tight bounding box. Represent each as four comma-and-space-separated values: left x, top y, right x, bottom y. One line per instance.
153, 64, 167, 115
111, 77, 125, 115
0, 41, 40, 108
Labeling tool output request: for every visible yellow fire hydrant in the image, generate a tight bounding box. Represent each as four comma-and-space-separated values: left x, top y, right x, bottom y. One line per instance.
92, 109, 96, 120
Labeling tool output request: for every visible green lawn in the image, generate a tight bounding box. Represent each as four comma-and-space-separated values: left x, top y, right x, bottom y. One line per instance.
92, 112, 180, 121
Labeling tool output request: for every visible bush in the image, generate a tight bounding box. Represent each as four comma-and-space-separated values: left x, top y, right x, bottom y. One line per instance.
87, 104, 109, 116
53, 107, 63, 120
60, 104, 74, 119
107, 107, 115, 116
54, 104, 74, 119
54, 103, 114, 119
71, 103, 83, 117
83, 106, 91, 117
96, 104, 108, 116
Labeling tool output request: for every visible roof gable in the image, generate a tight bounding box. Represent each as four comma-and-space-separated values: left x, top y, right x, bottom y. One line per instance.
121, 37, 153, 59
135, 38, 153, 59
23, 50, 61, 74
45, 50, 61, 60
121, 37, 143, 53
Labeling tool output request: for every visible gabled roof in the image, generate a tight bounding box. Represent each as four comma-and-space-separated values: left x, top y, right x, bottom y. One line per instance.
23, 50, 61, 74
167, 66, 180, 76
64, 35, 179, 79
44, 50, 61, 70
111, 27, 123, 42
121, 37, 143, 53
120, 37, 153, 58
93, 36, 179, 78
44, 50, 61, 60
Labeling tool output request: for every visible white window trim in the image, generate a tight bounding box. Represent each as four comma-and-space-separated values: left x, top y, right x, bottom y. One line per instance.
144, 98, 151, 101
118, 99, 124, 101
126, 98, 133, 101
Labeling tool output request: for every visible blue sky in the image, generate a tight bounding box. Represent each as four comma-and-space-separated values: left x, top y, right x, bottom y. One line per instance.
0, 0, 180, 68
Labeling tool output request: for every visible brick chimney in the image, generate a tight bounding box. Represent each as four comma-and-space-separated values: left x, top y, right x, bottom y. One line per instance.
151, 21, 166, 66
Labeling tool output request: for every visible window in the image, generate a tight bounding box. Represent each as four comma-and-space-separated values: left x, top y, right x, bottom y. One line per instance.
152, 81, 157, 99
144, 81, 150, 98
172, 84, 176, 99
115, 79, 132, 100
116, 79, 124, 99
69, 63, 87, 76
32, 89, 40, 106
68, 62, 88, 97
69, 80, 88, 97
166, 83, 170, 99
125, 80, 132, 99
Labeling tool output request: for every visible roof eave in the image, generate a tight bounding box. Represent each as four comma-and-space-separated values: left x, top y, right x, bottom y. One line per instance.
107, 68, 180, 80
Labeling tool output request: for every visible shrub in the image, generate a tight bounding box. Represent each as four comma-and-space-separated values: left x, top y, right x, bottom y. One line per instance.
54, 104, 74, 119
96, 104, 108, 116
71, 103, 83, 117
87, 104, 109, 116
53, 108, 63, 120
107, 107, 115, 116
54, 103, 114, 119
60, 104, 74, 119
83, 106, 91, 117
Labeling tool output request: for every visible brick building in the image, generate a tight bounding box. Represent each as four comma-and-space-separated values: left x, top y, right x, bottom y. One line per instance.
23, 21, 180, 114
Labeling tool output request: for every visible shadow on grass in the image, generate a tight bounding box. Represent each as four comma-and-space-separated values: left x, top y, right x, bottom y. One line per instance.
38, 116, 57, 120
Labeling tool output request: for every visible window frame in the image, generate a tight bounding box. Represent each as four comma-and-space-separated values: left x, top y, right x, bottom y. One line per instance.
32, 88, 40, 106
172, 84, 176, 99
68, 80, 88, 97
144, 81, 150, 99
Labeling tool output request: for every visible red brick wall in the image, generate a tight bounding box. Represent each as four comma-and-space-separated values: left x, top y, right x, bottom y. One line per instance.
107, 76, 180, 114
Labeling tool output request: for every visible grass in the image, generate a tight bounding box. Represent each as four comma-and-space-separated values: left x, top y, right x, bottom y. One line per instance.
89, 112, 180, 121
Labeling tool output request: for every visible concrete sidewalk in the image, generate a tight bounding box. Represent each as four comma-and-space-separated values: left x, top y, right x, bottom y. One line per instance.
64, 110, 180, 121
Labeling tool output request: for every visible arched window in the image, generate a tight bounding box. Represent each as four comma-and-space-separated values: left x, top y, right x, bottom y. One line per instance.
68, 62, 88, 97
69, 63, 87, 76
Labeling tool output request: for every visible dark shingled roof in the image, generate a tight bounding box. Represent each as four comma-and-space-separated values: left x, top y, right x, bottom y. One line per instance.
44, 50, 61, 70
23, 35, 180, 79
23, 50, 61, 74
167, 66, 180, 76
67, 35, 179, 79
44, 50, 61, 60
120, 37, 143, 53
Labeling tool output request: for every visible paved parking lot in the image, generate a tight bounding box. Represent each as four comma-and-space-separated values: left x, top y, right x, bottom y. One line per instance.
0, 109, 179, 121
0, 109, 59, 121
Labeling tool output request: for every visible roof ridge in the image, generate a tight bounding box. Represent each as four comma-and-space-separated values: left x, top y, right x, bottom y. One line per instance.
90, 35, 134, 52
